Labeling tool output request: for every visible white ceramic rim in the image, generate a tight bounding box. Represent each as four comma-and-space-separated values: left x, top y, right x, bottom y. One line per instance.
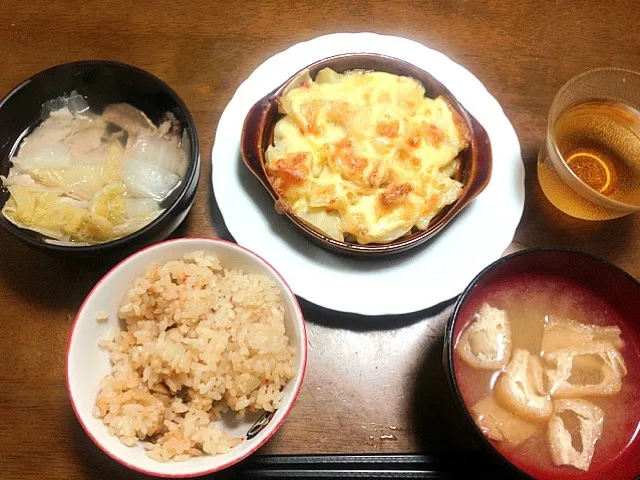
65, 237, 308, 477
211, 32, 525, 316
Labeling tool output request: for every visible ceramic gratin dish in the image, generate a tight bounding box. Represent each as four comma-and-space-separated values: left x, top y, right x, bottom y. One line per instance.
241, 53, 492, 256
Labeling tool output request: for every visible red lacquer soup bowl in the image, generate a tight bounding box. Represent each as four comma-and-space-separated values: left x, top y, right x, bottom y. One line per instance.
443, 248, 640, 480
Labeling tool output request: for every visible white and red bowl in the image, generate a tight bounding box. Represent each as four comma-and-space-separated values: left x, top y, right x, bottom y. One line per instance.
66, 238, 307, 477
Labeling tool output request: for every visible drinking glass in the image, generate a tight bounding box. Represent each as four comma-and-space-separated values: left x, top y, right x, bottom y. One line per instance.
537, 68, 640, 220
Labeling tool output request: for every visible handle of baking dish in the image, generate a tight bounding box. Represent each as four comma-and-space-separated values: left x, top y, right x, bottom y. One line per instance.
240, 96, 274, 178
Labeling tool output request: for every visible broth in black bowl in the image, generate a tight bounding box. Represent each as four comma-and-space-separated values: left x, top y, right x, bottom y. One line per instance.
0, 61, 200, 258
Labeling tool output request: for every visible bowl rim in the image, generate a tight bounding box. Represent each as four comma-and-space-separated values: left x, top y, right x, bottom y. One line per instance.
444, 246, 640, 480
65, 237, 308, 477
0, 59, 201, 253
240, 52, 492, 256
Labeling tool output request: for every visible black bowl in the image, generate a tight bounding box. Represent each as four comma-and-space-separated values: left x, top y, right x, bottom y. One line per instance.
0, 60, 200, 258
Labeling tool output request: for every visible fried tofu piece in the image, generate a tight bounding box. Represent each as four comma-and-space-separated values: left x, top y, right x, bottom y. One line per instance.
541, 316, 623, 354
548, 399, 604, 471
456, 303, 512, 370
545, 341, 627, 398
471, 395, 540, 447
494, 349, 553, 422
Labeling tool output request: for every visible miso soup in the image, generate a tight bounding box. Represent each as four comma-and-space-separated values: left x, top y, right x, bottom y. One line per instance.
453, 273, 640, 479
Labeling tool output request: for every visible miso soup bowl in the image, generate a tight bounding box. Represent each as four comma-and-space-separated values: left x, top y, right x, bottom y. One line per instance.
0, 60, 200, 259
66, 238, 307, 477
443, 248, 640, 480
241, 53, 492, 256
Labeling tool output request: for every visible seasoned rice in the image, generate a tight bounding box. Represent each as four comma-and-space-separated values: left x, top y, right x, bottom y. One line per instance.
92, 251, 296, 462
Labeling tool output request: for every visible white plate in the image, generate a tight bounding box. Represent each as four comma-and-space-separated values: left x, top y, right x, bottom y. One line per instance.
211, 33, 525, 316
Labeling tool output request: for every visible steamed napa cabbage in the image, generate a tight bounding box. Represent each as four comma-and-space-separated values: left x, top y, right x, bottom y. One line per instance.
3, 184, 113, 241
2, 182, 162, 243
91, 183, 128, 225
126, 135, 188, 178
27, 149, 123, 201
122, 157, 180, 202
1, 99, 187, 244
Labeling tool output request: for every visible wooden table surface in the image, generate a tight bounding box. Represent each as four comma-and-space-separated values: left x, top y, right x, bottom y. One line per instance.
1, 1, 639, 478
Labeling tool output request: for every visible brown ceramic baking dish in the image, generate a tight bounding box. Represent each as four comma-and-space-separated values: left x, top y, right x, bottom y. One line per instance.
241, 53, 492, 256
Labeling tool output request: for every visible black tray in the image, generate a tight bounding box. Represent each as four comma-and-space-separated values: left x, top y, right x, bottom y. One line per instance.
216, 453, 519, 479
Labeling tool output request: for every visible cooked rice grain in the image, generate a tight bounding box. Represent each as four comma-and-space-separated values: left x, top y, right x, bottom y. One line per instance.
92, 251, 295, 461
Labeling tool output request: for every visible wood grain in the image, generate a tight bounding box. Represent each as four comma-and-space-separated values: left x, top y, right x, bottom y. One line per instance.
0, 1, 639, 478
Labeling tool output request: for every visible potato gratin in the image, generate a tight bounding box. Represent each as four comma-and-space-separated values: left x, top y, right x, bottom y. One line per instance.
265, 67, 470, 244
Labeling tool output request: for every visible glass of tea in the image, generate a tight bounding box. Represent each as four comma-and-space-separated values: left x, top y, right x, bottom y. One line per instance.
538, 68, 640, 220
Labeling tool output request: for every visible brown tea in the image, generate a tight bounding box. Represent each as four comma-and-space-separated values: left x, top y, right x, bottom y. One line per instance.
538, 100, 640, 220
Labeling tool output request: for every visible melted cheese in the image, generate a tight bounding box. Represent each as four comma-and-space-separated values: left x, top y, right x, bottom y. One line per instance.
265, 68, 469, 244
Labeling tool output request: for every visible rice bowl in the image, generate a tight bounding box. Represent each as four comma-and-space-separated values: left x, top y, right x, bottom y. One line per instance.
66, 238, 307, 477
